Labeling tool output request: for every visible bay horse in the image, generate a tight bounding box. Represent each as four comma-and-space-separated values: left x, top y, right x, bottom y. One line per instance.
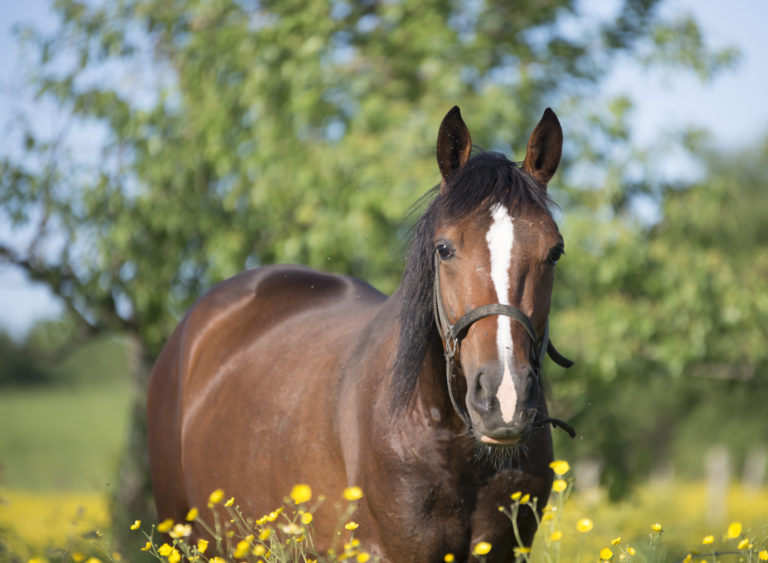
147, 106, 574, 561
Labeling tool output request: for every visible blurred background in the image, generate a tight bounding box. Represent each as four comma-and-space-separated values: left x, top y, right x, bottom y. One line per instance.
1, 0, 766, 560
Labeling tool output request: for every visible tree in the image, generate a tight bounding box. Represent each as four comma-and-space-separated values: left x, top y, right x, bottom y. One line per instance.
1, 0, 736, 538
551, 135, 768, 497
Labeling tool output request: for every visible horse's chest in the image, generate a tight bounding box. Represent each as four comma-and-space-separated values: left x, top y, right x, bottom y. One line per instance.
367, 466, 549, 562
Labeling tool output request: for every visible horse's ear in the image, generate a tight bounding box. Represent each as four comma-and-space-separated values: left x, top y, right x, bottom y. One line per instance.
437, 106, 472, 190
522, 108, 563, 188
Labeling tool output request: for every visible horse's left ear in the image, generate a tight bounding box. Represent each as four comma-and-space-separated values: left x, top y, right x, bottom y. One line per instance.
522, 108, 563, 188
437, 106, 472, 190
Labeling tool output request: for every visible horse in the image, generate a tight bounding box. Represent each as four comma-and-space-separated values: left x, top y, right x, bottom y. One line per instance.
147, 106, 574, 562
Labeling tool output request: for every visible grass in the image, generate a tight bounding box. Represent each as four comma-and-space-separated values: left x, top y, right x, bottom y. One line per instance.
0, 383, 134, 491
0, 489, 108, 559
0, 335, 134, 561
530, 480, 768, 561
0, 335, 134, 491
2, 480, 765, 562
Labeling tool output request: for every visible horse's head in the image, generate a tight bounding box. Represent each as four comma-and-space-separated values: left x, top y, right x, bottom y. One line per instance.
433, 106, 564, 446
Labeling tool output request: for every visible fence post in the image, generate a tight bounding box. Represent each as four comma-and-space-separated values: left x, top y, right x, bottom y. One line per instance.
743, 446, 767, 490
705, 445, 730, 524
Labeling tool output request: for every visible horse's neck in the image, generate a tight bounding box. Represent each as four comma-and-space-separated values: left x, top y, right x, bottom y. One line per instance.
344, 291, 461, 438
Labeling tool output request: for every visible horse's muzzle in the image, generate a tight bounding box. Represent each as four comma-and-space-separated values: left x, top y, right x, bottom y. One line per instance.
466, 364, 540, 444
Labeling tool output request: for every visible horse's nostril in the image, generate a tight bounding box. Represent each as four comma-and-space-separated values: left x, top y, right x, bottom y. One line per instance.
475, 372, 487, 393
472, 371, 494, 412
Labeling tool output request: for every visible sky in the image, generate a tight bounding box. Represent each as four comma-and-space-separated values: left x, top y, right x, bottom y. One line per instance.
1, 0, 767, 339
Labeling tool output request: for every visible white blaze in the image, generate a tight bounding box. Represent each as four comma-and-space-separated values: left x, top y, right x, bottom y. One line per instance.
485, 204, 517, 423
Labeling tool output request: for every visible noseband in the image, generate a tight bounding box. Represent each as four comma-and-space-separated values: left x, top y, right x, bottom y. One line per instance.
432, 253, 576, 438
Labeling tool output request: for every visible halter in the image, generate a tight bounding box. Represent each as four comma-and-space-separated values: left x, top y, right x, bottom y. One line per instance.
432, 253, 576, 438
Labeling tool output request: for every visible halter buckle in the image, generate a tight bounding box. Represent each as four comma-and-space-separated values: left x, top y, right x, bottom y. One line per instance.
444, 327, 459, 358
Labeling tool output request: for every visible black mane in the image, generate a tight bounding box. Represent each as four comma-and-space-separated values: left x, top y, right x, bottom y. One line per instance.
391, 151, 553, 409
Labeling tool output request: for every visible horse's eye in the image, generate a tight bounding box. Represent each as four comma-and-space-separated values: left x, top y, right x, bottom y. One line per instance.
435, 243, 454, 260
547, 245, 564, 265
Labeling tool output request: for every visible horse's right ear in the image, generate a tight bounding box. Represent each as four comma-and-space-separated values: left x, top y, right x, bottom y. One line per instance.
437, 106, 472, 190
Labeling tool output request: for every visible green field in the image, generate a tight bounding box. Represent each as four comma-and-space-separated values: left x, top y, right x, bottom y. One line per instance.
0, 336, 134, 491
0, 383, 133, 491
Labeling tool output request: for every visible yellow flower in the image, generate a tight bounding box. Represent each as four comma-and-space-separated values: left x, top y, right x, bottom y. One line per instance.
682, 555, 692, 563
600, 547, 613, 560
611, 537, 622, 545
510, 491, 522, 500
27, 559, 46, 563
301, 512, 314, 524
186, 507, 198, 521
344, 540, 360, 551
444, 554, 455, 562
627, 547, 636, 556
651, 522, 663, 533
472, 541, 492, 556
158, 544, 173, 557
702, 535, 714, 545
514, 547, 531, 556
169, 523, 192, 538
542, 512, 555, 522
549, 460, 570, 476
758, 550, 768, 560
259, 528, 272, 541
357, 553, 371, 562
140, 542, 152, 552
84, 559, 101, 563
72, 553, 85, 561
738, 538, 752, 550
208, 488, 224, 506
233, 540, 250, 558
224, 497, 234, 507
520, 494, 530, 504
167, 549, 180, 563
343, 486, 363, 501
265, 508, 283, 521
289, 483, 312, 504
550, 530, 562, 542
130, 520, 141, 531
727, 521, 742, 539
157, 518, 174, 533
552, 479, 567, 493
345, 521, 359, 530
210, 558, 226, 563
577, 518, 594, 533
253, 545, 267, 556
111, 553, 121, 561
197, 539, 208, 554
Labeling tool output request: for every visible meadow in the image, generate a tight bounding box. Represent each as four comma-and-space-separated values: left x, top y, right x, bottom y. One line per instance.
1, 336, 766, 562
0, 336, 133, 559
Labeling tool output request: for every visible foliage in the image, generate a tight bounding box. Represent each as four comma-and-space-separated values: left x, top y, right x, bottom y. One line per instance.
0, 0, 734, 355
550, 137, 768, 496
0, 331, 54, 387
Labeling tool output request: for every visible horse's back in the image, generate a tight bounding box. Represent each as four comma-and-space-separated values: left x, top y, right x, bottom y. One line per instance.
147, 265, 386, 521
